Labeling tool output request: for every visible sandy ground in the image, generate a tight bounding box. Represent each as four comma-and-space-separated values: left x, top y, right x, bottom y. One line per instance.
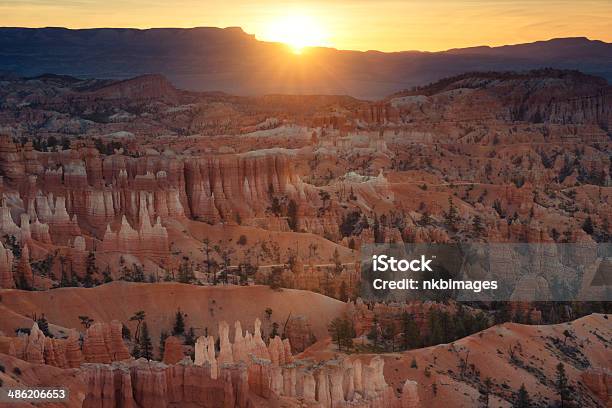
0, 282, 348, 344
301, 314, 611, 408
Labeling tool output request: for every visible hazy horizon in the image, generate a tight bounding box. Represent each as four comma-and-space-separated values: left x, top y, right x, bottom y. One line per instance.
1, 0, 611, 52
1, 25, 609, 54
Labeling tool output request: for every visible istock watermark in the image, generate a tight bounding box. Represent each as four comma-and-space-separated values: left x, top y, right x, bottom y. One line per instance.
371, 254, 434, 272
360, 243, 611, 302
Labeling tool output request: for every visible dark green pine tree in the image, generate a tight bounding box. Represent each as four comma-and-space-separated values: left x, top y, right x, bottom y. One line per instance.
129, 311, 145, 358
177, 260, 195, 284
121, 324, 131, 341
581, 216, 594, 235
84, 251, 98, 288
419, 211, 432, 226
481, 377, 493, 408
555, 363, 572, 407
184, 327, 196, 346
287, 199, 298, 231
173, 309, 185, 336
444, 197, 460, 231
132, 341, 141, 359
131, 264, 145, 282
400, 312, 420, 350
367, 316, 380, 348
472, 214, 484, 236
270, 322, 279, 339
36, 315, 51, 337
427, 310, 445, 345
338, 280, 349, 302
102, 266, 113, 283
328, 317, 354, 352
159, 330, 168, 360
513, 384, 531, 408
139, 322, 153, 360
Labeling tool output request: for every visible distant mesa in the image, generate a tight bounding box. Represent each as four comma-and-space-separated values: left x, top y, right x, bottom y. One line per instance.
0, 27, 610, 98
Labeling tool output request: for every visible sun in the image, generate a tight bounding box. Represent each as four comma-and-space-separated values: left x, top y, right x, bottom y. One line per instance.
262, 14, 329, 54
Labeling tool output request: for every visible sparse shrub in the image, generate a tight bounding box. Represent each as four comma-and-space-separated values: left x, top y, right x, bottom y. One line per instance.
481, 377, 493, 408
410, 357, 418, 369
159, 330, 168, 360
177, 260, 195, 284
79, 315, 94, 329
418, 211, 432, 227
513, 383, 531, 408
184, 327, 196, 346
582, 217, 594, 235
340, 211, 361, 237
122, 324, 132, 340
287, 199, 298, 231
268, 267, 283, 290
348, 238, 356, 250
36, 315, 52, 337
444, 197, 459, 231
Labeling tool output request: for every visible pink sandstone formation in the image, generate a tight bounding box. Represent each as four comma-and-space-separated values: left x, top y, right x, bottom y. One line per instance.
0, 240, 14, 288
4, 323, 83, 369
0, 71, 608, 292
21, 322, 45, 365
0, 70, 610, 408
0, 313, 609, 408
74, 317, 400, 407
401, 380, 421, 408
283, 315, 316, 352
82, 359, 245, 408
0, 135, 26, 184
194, 335, 218, 378
83, 320, 131, 364
16, 243, 34, 288
65, 329, 84, 368
162, 336, 185, 365
190, 319, 398, 407
581, 367, 611, 405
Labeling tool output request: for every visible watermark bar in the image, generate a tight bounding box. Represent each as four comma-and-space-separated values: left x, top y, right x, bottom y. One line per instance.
0, 388, 69, 403
360, 243, 611, 302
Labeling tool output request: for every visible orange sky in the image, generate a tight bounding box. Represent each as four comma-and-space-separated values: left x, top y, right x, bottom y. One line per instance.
1, 0, 611, 52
